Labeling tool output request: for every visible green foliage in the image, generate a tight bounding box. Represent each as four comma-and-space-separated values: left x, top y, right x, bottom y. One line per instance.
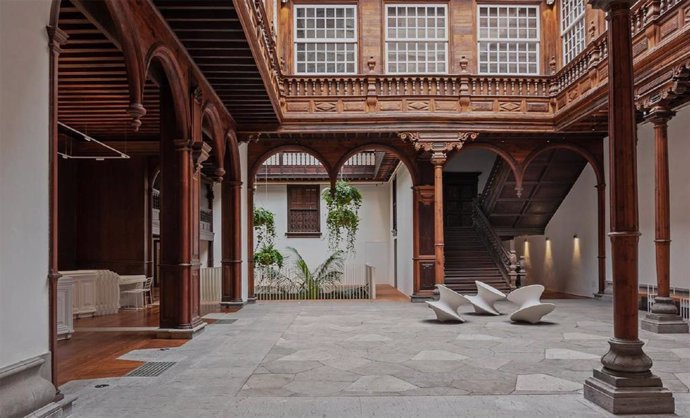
286, 247, 344, 299
322, 181, 362, 253
254, 244, 284, 268
253, 207, 283, 268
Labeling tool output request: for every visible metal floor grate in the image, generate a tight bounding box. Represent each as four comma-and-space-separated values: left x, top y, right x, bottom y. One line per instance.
127, 362, 176, 377
213, 319, 237, 325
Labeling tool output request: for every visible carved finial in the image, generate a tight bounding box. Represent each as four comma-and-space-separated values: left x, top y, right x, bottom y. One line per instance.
367, 56, 376, 72
193, 86, 203, 104
549, 56, 557, 75
213, 168, 226, 183
127, 103, 146, 132
459, 56, 469, 73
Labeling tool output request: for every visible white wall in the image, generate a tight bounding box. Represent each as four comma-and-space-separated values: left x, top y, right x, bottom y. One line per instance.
444, 149, 498, 193
514, 165, 599, 297
0, 0, 52, 369
623, 106, 690, 290
394, 165, 414, 296
253, 182, 392, 284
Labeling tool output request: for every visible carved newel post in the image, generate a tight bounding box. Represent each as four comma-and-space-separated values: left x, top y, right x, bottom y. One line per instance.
641, 106, 688, 333
584, 0, 674, 413
431, 151, 447, 286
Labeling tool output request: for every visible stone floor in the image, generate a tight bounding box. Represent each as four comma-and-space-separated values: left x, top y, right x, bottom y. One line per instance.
61, 299, 690, 417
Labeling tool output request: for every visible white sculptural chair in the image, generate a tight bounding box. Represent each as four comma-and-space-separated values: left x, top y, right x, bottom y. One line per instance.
426, 285, 470, 322
465, 281, 506, 316
506, 284, 555, 324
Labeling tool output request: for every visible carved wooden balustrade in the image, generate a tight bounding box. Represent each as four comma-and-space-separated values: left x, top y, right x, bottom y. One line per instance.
238, 0, 690, 129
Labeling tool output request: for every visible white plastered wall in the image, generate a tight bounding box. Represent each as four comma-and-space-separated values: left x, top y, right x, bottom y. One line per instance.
212, 182, 222, 267
253, 182, 392, 284
0, 0, 52, 369
394, 165, 414, 296
514, 165, 599, 297
611, 106, 690, 290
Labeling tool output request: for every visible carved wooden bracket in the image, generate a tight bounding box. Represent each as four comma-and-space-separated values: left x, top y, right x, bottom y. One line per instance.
637, 62, 690, 112
398, 131, 479, 154
192, 142, 212, 174
414, 185, 435, 206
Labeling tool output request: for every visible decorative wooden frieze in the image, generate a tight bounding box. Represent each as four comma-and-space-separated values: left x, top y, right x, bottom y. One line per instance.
314, 101, 337, 112
342, 101, 366, 112
527, 102, 550, 112
379, 101, 402, 111
633, 38, 649, 57
660, 18, 679, 38
435, 100, 459, 112
499, 101, 521, 112
408, 101, 430, 111
471, 101, 494, 111
286, 101, 309, 112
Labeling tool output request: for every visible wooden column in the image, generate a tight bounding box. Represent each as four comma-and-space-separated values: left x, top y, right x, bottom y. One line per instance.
431, 152, 447, 286
641, 106, 688, 333
247, 186, 256, 302
584, 0, 674, 413
596, 183, 606, 294
47, 24, 68, 393
159, 84, 204, 334
222, 179, 243, 304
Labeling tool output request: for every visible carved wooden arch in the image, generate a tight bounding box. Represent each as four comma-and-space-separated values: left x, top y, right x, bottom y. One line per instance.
144, 43, 190, 137
521, 142, 605, 186
225, 129, 242, 183
104, 0, 146, 130
249, 144, 335, 188
201, 102, 226, 171
333, 142, 420, 186
461, 142, 523, 193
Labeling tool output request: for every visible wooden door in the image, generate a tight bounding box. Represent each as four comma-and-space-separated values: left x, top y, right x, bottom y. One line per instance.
444, 173, 479, 228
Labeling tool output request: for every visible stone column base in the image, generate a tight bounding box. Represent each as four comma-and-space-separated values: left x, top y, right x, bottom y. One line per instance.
584, 368, 674, 415
156, 322, 207, 339
410, 291, 435, 303
220, 300, 245, 307
27, 394, 76, 418
641, 313, 689, 334
0, 356, 72, 418
246, 297, 257, 304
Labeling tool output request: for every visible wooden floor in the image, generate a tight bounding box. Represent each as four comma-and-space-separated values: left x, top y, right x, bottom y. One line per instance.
376, 284, 410, 302
59, 303, 241, 385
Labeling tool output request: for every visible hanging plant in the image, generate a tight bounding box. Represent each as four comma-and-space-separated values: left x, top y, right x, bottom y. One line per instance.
253, 207, 283, 268
323, 180, 362, 253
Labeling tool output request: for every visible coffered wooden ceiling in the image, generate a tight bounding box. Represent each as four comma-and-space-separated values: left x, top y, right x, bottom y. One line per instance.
152, 0, 278, 126
58, 1, 160, 143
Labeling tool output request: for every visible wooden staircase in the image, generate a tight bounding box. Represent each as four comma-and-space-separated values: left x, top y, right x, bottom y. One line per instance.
444, 226, 511, 294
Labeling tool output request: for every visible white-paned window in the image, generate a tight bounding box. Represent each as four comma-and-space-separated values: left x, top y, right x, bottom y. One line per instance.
561, 0, 586, 64
477, 5, 540, 75
294, 5, 357, 74
385, 4, 448, 74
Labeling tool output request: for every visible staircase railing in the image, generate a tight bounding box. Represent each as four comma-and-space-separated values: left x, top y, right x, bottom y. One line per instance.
471, 199, 525, 288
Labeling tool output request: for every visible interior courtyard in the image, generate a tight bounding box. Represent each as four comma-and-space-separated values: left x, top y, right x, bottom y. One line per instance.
1, 0, 690, 416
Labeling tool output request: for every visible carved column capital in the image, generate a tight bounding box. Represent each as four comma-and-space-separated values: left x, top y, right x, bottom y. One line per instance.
430, 151, 447, 166
398, 131, 479, 155
413, 185, 435, 206
646, 105, 675, 126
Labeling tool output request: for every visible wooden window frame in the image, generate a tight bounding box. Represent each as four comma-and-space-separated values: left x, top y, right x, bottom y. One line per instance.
286, 184, 322, 237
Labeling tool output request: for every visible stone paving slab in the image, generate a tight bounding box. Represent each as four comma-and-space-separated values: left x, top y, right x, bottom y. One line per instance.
61, 299, 690, 417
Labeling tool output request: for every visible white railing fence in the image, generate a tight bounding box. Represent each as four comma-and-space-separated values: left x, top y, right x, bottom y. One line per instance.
200, 267, 222, 304
255, 262, 375, 301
